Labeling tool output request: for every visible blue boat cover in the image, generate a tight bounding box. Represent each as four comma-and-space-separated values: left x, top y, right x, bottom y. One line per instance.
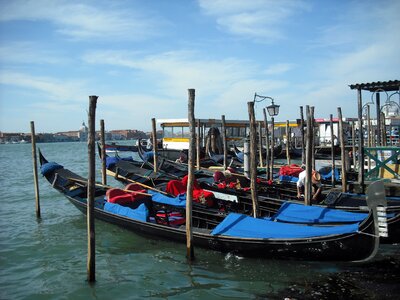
106, 156, 119, 168
142, 150, 153, 162
148, 190, 186, 207
279, 175, 299, 183
320, 167, 340, 181
41, 162, 64, 176
211, 213, 359, 239
236, 152, 244, 163
271, 202, 368, 224
104, 202, 149, 222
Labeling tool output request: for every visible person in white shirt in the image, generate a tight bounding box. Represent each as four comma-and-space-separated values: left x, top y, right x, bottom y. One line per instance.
296, 169, 322, 202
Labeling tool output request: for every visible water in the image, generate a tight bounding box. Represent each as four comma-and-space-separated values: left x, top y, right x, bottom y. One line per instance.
0, 142, 399, 299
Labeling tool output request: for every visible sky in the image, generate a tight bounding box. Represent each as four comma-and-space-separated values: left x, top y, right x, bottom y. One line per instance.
0, 0, 399, 134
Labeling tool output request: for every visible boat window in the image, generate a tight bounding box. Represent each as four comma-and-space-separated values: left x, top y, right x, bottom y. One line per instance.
163, 126, 174, 138
174, 127, 183, 138
182, 126, 190, 138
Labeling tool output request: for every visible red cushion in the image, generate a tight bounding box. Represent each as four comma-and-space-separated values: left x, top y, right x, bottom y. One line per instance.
106, 188, 135, 205
124, 183, 148, 200
166, 176, 214, 207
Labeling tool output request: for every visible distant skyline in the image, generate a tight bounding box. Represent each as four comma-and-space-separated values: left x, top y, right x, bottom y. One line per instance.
1, 0, 399, 133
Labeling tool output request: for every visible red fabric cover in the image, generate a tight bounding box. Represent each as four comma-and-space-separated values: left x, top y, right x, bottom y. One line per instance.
166, 175, 214, 207
106, 188, 135, 205
107, 187, 147, 205
166, 180, 186, 196
278, 164, 303, 177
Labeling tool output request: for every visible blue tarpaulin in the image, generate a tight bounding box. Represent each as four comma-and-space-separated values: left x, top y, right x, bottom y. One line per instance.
271, 202, 368, 224
211, 213, 359, 239
40, 162, 64, 176
104, 202, 149, 222
148, 190, 186, 207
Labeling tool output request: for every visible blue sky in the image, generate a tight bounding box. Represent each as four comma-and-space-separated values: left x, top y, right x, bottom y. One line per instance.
0, 0, 399, 133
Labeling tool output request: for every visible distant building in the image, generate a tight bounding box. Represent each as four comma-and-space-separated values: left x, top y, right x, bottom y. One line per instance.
109, 129, 148, 140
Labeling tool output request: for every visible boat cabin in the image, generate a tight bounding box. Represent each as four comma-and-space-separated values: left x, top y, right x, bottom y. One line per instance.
157, 118, 251, 150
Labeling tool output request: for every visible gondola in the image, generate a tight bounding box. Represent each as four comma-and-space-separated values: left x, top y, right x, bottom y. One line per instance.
39, 150, 381, 261
101, 143, 400, 244
102, 142, 138, 155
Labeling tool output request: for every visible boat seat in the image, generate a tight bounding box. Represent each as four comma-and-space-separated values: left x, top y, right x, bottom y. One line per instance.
107, 188, 153, 211
166, 175, 215, 207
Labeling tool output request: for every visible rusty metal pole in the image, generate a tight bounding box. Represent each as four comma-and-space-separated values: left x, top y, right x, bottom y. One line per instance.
31, 121, 40, 219
87, 95, 98, 283
186, 89, 195, 261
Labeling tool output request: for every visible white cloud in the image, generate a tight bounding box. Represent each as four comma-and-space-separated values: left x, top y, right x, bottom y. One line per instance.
0, 42, 67, 65
0, 71, 87, 102
0, 0, 162, 41
264, 63, 294, 75
198, 0, 310, 41
83, 50, 260, 99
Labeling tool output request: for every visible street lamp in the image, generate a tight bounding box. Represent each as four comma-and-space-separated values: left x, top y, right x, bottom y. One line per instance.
254, 93, 280, 116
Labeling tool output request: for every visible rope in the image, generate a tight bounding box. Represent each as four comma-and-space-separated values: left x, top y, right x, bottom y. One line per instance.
356, 230, 380, 238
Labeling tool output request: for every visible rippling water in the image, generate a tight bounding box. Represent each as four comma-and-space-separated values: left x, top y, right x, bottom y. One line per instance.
0, 142, 399, 299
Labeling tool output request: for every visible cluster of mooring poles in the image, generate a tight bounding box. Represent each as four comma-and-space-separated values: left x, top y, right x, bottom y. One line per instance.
30, 80, 399, 283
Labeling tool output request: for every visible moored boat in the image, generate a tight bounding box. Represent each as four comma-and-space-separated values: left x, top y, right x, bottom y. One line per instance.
39, 150, 382, 261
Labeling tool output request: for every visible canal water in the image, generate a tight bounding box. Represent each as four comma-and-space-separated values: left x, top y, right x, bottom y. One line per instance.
0, 142, 399, 299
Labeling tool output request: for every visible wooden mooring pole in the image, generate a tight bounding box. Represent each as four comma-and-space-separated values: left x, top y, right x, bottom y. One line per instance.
258, 122, 264, 168
186, 89, 195, 261
263, 108, 270, 181
151, 118, 158, 173
300, 106, 305, 165
100, 119, 106, 185
221, 115, 228, 169
305, 106, 312, 205
31, 121, 40, 219
310, 106, 316, 171
351, 121, 356, 169
248, 102, 259, 218
196, 120, 201, 171
329, 114, 335, 188
87, 95, 98, 283
357, 88, 365, 193
337, 108, 347, 192
270, 117, 275, 181
286, 120, 291, 165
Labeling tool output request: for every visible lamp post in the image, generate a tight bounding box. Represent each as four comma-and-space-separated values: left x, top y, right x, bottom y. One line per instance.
254, 93, 280, 117
253, 93, 279, 182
